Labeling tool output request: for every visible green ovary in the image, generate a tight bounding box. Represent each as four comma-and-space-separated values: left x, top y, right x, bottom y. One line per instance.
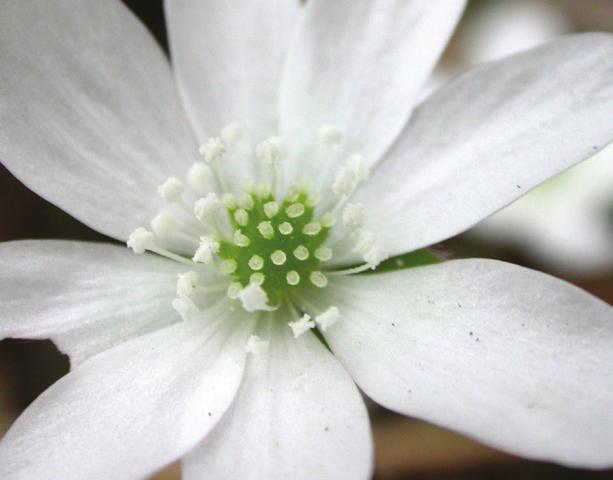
217, 186, 330, 306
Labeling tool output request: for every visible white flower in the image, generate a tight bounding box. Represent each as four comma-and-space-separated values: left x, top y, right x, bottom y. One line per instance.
0, 2, 612, 480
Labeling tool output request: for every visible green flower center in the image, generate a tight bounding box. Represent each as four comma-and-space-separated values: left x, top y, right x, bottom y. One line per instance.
218, 186, 332, 306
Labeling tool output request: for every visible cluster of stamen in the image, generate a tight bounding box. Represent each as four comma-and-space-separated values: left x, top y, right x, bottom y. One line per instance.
126, 122, 386, 350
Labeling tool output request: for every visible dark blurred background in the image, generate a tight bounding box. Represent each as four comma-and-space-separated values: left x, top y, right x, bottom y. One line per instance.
1, 1, 611, 479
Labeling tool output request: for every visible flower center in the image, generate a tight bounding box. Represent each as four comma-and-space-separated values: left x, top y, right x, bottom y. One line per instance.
217, 185, 332, 306
126, 122, 387, 344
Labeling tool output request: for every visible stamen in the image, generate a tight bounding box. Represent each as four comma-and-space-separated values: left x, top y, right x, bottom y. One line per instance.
245, 335, 269, 355
309, 271, 328, 288
192, 236, 219, 264
127, 227, 154, 254
199, 137, 225, 163
187, 163, 212, 195
288, 313, 315, 338
194, 193, 221, 222
293, 245, 309, 261
238, 283, 276, 312
221, 122, 243, 146
317, 125, 343, 145
157, 176, 184, 202
286, 270, 300, 286
270, 250, 287, 265
342, 203, 365, 228
315, 306, 341, 331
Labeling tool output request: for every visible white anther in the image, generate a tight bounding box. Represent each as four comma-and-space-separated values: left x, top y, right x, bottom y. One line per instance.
270, 250, 287, 265
187, 163, 212, 195
286, 203, 305, 218
227, 282, 243, 300
239, 283, 275, 312
157, 176, 184, 202
256, 137, 287, 166
221, 122, 243, 146
315, 306, 341, 331
127, 227, 154, 254
314, 247, 333, 262
254, 221, 272, 239
264, 201, 279, 218
309, 271, 328, 288
320, 212, 336, 228
151, 211, 177, 239
318, 125, 343, 145
286, 270, 300, 286
222, 192, 238, 209
176, 270, 198, 298
192, 236, 219, 264
363, 245, 386, 269
288, 314, 315, 338
194, 193, 221, 222
172, 296, 199, 321
248, 255, 264, 271
245, 335, 269, 355
199, 137, 225, 163
279, 222, 293, 235
234, 208, 249, 227
293, 245, 309, 261
233, 229, 251, 247
239, 193, 255, 210
303, 222, 322, 236
220, 259, 238, 274
249, 272, 265, 286
342, 203, 365, 229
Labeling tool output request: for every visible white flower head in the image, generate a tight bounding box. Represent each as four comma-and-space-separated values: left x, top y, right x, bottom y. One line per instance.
1, 2, 612, 480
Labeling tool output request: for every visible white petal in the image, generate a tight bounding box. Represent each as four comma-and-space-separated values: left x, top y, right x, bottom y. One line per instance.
0, 0, 198, 241
472, 145, 613, 274
280, 0, 465, 178
356, 33, 613, 258
314, 260, 613, 468
182, 319, 373, 480
0, 314, 253, 480
0, 240, 205, 366
164, 0, 301, 150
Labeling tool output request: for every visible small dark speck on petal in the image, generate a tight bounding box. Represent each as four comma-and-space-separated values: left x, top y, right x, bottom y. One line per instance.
593, 145, 599, 150
469, 331, 473, 336
208, 412, 212, 417
516, 185, 522, 189
324, 426, 329, 432
391, 322, 396, 327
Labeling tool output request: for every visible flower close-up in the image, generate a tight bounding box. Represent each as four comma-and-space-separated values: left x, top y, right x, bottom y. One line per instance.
0, 1, 612, 479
